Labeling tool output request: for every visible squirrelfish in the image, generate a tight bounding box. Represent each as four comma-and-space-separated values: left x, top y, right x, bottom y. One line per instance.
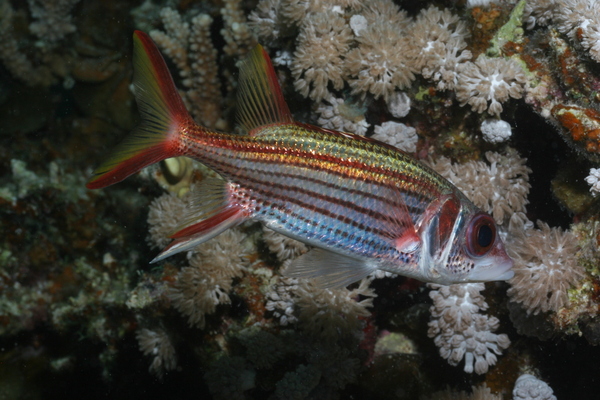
87, 31, 513, 288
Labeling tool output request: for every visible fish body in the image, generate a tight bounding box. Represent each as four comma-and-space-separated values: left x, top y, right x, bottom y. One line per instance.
87, 31, 513, 288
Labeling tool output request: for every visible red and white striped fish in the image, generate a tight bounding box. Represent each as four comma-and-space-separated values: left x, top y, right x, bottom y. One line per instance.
87, 31, 513, 288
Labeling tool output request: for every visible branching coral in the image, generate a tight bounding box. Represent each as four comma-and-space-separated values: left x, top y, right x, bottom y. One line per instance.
455, 56, 527, 116
220, 0, 255, 59
150, 8, 223, 128
27, 0, 81, 46
428, 283, 511, 375
136, 328, 177, 378
507, 221, 585, 315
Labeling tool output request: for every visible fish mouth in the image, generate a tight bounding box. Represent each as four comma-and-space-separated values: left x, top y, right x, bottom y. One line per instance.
468, 258, 514, 282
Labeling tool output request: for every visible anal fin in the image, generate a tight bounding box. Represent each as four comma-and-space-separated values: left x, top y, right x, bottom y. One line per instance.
151, 205, 243, 262
151, 177, 246, 262
282, 248, 378, 289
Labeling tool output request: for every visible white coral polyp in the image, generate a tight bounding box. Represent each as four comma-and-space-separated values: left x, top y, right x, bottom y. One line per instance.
136, 328, 177, 378
345, 21, 415, 100
456, 57, 527, 116
585, 168, 600, 196
428, 283, 510, 374
291, 11, 352, 102
507, 222, 584, 315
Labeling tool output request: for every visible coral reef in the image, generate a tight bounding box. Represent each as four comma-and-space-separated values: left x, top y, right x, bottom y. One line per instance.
2, 0, 600, 399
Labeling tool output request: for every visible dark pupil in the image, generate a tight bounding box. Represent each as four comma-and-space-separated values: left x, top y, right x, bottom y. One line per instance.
477, 224, 493, 248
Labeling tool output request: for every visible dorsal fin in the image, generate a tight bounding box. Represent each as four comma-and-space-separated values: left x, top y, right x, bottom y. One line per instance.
236, 45, 293, 134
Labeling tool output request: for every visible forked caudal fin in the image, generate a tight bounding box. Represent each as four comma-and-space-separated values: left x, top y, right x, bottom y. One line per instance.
86, 31, 193, 189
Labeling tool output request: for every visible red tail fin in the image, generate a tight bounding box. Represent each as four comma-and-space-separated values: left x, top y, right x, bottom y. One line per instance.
86, 31, 192, 189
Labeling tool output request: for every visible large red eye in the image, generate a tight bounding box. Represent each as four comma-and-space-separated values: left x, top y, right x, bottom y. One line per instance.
466, 213, 496, 257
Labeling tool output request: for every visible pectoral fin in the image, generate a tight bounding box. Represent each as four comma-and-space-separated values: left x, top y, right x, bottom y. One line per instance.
282, 248, 378, 289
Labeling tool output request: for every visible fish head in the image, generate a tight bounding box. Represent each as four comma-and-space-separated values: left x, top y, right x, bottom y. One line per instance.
418, 194, 514, 284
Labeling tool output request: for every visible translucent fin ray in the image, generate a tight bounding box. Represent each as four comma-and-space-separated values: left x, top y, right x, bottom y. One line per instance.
170, 177, 230, 237
236, 45, 293, 134
283, 249, 377, 289
152, 178, 245, 262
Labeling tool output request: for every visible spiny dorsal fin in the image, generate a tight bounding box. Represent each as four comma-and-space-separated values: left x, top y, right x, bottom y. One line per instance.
236, 45, 293, 134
